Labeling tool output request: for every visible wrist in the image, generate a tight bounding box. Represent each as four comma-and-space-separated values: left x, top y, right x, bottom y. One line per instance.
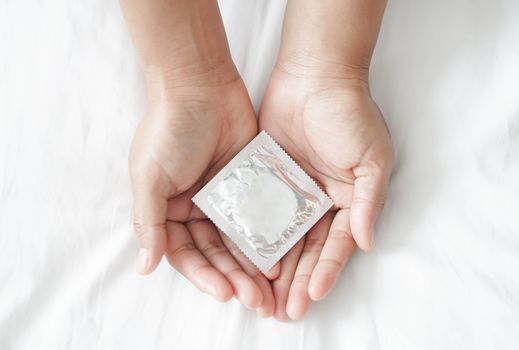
275, 54, 369, 86
122, 0, 238, 96
277, 0, 386, 86
145, 58, 241, 102
268, 58, 372, 105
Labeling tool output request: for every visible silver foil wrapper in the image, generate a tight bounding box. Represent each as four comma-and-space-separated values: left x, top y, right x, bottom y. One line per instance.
192, 131, 333, 273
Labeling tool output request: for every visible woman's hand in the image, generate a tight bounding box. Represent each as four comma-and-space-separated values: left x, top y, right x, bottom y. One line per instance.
121, 0, 277, 317
129, 71, 276, 317
259, 65, 394, 320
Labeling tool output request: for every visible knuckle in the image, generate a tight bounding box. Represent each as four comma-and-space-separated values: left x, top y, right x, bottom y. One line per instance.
376, 153, 394, 171
201, 240, 226, 258
129, 157, 172, 195
130, 164, 160, 187
225, 266, 244, 278
227, 242, 244, 257
356, 156, 392, 179
328, 229, 353, 241
273, 276, 293, 285
353, 196, 385, 210
304, 237, 325, 253
190, 264, 211, 282
168, 241, 196, 259
318, 258, 344, 271
293, 273, 311, 283
133, 218, 146, 239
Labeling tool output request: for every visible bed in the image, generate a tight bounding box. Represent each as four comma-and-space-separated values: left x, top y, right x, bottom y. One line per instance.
1, 0, 518, 349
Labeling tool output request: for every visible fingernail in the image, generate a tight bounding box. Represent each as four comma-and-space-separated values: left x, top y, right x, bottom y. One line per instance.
200, 281, 217, 298
286, 301, 297, 319
369, 231, 375, 250
308, 283, 319, 300
208, 285, 218, 297
137, 248, 149, 274
257, 306, 270, 318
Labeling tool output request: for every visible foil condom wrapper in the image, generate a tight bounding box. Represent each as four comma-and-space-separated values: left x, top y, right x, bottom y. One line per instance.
192, 130, 333, 274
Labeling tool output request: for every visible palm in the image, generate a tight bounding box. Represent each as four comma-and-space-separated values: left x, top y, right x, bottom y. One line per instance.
259, 69, 393, 320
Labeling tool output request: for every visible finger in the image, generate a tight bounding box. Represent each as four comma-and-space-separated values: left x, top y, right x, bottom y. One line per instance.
187, 220, 263, 310
272, 239, 305, 321
286, 216, 332, 320
308, 209, 357, 301
131, 170, 170, 275
350, 161, 391, 251
264, 262, 281, 280
219, 233, 275, 318
165, 221, 233, 302
255, 273, 276, 318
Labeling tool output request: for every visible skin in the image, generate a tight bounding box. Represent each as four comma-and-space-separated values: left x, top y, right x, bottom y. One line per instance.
260, 69, 393, 320
120, 0, 393, 320
120, 0, 278, 317
261, 0, 393, 320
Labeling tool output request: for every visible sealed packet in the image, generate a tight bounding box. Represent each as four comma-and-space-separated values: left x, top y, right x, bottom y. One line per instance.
192, 130, 333, 274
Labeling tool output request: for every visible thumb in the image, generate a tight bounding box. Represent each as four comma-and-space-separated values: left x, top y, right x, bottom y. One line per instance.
350, 161, 391, 251
131, 169, 170, 275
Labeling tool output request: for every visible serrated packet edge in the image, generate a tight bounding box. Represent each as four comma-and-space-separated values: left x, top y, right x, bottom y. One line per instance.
192, 130, 334, 273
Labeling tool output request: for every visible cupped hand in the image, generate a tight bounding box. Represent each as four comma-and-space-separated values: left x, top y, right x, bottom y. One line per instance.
129, 71, 278, 317
259, 66, 394, 320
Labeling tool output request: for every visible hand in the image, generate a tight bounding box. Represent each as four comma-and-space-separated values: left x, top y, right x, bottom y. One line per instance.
129, 70, 277, 317
259, 66, 394, 320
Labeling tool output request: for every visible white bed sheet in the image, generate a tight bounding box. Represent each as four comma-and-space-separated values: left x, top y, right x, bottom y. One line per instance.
1, 0, 519, 349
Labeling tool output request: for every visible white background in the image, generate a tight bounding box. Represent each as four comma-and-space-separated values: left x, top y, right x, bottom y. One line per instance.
1, 0, 518, 349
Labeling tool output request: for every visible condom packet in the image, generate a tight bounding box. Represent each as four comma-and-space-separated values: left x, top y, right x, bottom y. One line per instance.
192, 130, 333, 274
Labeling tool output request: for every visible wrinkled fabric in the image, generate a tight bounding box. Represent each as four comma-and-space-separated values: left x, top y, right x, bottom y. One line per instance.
1, 0, 518, 349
